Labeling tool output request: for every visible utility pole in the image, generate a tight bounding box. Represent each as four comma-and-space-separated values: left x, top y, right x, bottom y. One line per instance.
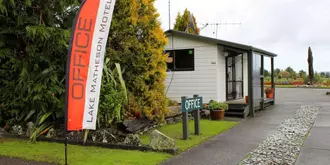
200, 21, 241, 38
168, 0, 171, 30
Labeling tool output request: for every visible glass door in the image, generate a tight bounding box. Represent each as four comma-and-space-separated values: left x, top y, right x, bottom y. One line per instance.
226, 54, 243, 100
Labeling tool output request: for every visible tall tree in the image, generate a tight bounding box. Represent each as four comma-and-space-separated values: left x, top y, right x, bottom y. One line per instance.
173, 8, 200, 35
307, 47, 314, 84
107, 0, 168, 122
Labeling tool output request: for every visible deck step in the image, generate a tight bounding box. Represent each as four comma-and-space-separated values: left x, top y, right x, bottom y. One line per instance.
227, 109, 245, 113
226, 103, 248, 118
225, 111, 245, 117
228, 104, 248, 109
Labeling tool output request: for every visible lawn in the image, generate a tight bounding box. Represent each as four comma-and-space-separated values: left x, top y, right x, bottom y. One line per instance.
0, 120, 238, 165
0, 138, 171, 165
140, 120, 238, 152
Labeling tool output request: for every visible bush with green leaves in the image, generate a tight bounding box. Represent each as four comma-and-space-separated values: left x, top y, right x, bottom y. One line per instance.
207, 100, 228, 111
107, 0, 169, 122
1, 0, 169, 141
97, 61, 128, 129
0, 0, 79, 129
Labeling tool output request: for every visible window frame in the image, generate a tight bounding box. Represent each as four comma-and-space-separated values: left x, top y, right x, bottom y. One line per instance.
165, 49, 195, 72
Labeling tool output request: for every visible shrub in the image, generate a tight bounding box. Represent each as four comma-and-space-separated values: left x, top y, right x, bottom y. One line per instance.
0, 0, 78, 128
207, 100, 228, 111
97, 62, 128, 128
167, 98, 179, 106
107, 0, 168, 123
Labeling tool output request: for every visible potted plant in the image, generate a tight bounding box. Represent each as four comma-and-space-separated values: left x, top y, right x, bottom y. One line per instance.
265, 87, 274, 98
207, 100, 229, 120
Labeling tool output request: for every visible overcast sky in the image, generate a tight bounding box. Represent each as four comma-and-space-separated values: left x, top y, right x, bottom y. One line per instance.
154, 0, 330, 72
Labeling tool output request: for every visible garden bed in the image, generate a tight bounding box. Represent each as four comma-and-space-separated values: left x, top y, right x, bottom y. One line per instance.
1, 132, 178, 155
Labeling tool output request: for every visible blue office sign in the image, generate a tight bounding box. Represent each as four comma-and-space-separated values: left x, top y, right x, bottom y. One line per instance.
181, 97, 203, 112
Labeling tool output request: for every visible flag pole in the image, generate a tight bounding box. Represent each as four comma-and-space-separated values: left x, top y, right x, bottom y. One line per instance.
65, 132, 68, 165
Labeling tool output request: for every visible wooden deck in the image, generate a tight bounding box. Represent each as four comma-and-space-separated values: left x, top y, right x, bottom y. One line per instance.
224, 98, 274, 105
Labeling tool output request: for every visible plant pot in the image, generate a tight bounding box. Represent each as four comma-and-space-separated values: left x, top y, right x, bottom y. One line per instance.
245, 96, 248, 103
266, 93, 274, 99
210, 109, 225, 120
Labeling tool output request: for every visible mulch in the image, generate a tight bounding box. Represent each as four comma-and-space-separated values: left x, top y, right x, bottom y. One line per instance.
0, 157, 58, 165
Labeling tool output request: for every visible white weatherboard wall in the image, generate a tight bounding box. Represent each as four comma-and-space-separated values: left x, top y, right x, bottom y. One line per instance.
165, 35, 218, 103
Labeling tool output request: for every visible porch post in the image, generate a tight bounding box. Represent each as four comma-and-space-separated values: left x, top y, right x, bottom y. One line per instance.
261, 55, 264, 110
248, 50, 254, 116
271, 57, 275, 105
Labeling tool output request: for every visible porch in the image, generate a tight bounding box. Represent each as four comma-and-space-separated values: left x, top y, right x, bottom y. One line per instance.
223, 47, 277, 118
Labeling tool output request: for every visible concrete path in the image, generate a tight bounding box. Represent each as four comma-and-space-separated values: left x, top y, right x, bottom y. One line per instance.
296, 90, 330, 165
163, 88, 330, 165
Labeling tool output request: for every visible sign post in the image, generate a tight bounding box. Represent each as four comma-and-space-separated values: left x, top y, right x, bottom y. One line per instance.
181, 95, 203, 140
193, 94, 200, 135
181, 96, 188, 140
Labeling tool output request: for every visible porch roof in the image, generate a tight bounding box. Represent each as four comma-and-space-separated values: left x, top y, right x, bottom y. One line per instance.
165, 30, 277, 57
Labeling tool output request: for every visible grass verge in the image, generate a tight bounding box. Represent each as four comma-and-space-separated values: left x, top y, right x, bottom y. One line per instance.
0, 120, 238, 165
0, 138, 171, 165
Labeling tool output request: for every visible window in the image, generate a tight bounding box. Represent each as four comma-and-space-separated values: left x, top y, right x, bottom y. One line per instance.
165, 49, 194, 71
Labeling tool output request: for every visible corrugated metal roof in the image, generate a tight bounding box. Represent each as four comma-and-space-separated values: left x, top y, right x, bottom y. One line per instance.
165, 30, 277, 57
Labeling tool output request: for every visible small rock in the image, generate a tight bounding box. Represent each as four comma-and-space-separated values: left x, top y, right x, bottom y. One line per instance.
166, 118, 175, 124
11, 125, 24, 135
123, 134, 140, 146
46, 128, 56, 138
149, 130, 176, 150
201, 110, 210, 119
92, 135, 96, 142
174, 116, 182, 122
166, 106, 182, 117
26, 122, 35, 137
68, 131, 83, 140
123, 119, 156, 133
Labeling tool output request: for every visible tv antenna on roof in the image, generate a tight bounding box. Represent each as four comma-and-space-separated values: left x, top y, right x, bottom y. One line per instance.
200, 21, 241, 38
